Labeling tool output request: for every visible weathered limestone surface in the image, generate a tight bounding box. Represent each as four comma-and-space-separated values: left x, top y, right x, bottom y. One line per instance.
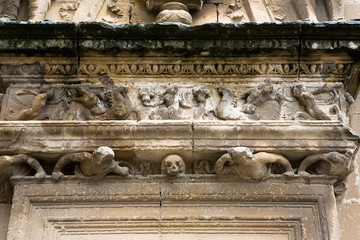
8, 176, 340, 240
0, 203, 11, 240
337, 89, 360, 240
0, 21, 360, 239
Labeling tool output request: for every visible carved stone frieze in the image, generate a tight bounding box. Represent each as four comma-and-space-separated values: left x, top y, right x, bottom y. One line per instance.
0, 80, 353, 123
40, 62, 351, 76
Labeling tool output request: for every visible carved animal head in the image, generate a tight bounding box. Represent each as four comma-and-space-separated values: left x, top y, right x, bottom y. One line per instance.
161, 154, 186, 176
93, 146, 115, 165
228, 147, 253, 164
193, 86, 210, 103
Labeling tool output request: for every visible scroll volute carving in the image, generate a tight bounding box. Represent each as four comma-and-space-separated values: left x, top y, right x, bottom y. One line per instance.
145, 0, 203, 25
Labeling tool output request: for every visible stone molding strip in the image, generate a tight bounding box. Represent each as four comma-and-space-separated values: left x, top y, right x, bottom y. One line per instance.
0, 120, 357, 161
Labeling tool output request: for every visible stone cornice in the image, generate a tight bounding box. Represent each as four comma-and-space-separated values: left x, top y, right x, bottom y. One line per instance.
0, 22, 360, 54
1, 21, 360, 94
0, 120, 357, 161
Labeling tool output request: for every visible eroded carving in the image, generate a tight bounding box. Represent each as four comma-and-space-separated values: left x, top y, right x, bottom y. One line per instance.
102, 0, 123, 23
137, 161, 153, 176
0, 154, 46, 182
215, 147, 294, 180
5, 86, 54, 120
161, 154, 186, 176
74, 86, 105, 118
193, 160, 214, 174
193, 86, 210, 103
28, 0, 51, 21
292, 84, 331, 120
139, 87, 161, 107
215, 87, 248, 120
242, 80, 282, 116
52, 146, 129, 181
298, 151, 354, 194
59, 2, 79, 21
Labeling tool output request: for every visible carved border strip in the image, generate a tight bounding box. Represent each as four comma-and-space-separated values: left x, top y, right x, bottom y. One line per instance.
44, 219, 299, 239
0, 121, 356, 157
0, 63, 354, 77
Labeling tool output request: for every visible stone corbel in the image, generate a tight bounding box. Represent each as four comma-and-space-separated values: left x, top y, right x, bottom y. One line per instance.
145, 0, 203, 25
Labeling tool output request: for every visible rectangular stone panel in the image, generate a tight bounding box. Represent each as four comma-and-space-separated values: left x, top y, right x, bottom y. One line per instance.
7, 176, 339, 240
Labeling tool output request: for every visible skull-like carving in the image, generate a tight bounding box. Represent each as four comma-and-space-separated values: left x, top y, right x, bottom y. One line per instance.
161, 154, 186, 176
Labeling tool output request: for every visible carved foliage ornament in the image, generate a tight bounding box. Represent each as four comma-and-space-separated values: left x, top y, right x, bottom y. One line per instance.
0, 63, 352, 76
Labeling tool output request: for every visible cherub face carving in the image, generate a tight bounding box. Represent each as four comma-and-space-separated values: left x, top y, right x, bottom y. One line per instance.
161, 154, 186, 176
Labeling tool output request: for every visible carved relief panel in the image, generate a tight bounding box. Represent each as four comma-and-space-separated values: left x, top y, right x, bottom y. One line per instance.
0, 81, 353, 124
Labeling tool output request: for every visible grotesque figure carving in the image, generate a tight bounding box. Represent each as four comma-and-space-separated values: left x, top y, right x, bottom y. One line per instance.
52, 146, 129, 181
215, 147, 294, 180
297, 151, 354, 194
161, 154, 186, 176
7, 86, 54, 120
292, 84, 331, 120
0, 154, 46, 183
74, 86, 104, 118
243, 80, 281, 114
193, 86, 210, 103
215, 87, 248, 120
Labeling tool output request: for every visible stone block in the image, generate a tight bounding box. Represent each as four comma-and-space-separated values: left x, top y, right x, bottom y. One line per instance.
0, 204, 10, 240
7, 177, 340, 240
192, 4, 217, 25
130, 0, 157, 24
337, 203, 360, 240
344, 1, 360, 19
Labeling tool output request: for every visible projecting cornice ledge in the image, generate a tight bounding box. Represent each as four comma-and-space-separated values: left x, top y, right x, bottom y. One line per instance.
1, 21, 360, 55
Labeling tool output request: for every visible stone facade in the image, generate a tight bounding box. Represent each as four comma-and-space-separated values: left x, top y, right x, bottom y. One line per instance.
1, 1, 360, 240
